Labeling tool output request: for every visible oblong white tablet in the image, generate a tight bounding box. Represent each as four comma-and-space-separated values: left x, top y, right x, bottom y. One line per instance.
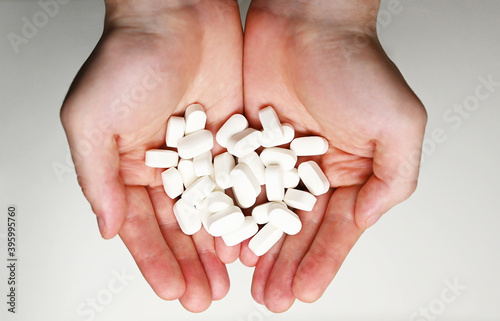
260, 147, 297, 171
238, 151, 266, 185
259, 106, 284, 141
227, 128, 263, 158
230, 164, 261, 208
198, 207, 212, 234
222, 216, 259, 247
207, 205, 245, 237
297, 161, 330, 196
182, 176, 216, 207
290, 136, 329, 156
145, 149, 179, 168
283, 188, 317, 212
248, 223, 284, 256
231, 163, 261, 196
269, 205, 302, 235
177, 130, 214, 159
283, 168, 300, 188
177, 159, 197, 188
216, 114, 249, 148
173, 199, 202, 235
252, 201, 286, 224
213, 152, 235, 189
165, 116, 185, 148
207, 191, 234, 213
193, 151, 213, 177
265, 165, 284, 202
261, 123, 295, 148
184, 103, 206, 134
161, 167, 184, 199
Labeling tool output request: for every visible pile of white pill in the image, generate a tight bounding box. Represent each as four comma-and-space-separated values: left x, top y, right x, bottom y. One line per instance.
145, 104, 329, 256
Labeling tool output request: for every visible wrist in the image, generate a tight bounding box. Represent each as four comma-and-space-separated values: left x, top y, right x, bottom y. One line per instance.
250, 0, 380, 32
103, 0, 237, 31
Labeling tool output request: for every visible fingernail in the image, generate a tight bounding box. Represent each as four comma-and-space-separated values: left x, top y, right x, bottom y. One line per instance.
366, 214, 382, 229
97, 217, 107, 237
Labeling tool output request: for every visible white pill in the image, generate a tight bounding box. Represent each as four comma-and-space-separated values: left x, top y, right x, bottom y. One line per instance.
265, 166, 284, 201
231, 164, 261, 208
177, 130, 214, 159
207, 191, 234, 213
195, 197, 208, 210
283, 168, 300, 188
184, 103, 206, 134
173, 199, 202, 235
207, 206, 245, 237
290, 136, 329, 156
145, 149, 179, 168
259, 106, 284, 142
177, 159, 197, 188
260, 147, 297, 171
193, 151, 213, 177
231, 163, 261, 196
252, 201, 286, 224
182, 176, 216, 207
238, 152, 266, 185
227, 128, 263, 158
262, 123, 295, 147
216, 114, 249, 148
222, 216, 259, 247
161, 167, 184, 199
269, 205, 302, 235
198, 206, 212, 234
165, 116, 185, 148
283, 188, 317, 211
248, 223, 284, 256
213, 152, 235, 189
298, 161, 330, 196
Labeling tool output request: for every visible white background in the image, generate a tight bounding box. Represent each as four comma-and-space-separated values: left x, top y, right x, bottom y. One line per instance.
1, 0, 500, 320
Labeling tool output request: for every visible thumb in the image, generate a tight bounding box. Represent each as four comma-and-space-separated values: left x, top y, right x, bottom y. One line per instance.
355, 109, 426, 229
61, 109, 126, 239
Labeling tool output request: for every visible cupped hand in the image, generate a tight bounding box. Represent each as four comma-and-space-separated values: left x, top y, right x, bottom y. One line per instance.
60, 0, 243, 312
241, 0, 427, 312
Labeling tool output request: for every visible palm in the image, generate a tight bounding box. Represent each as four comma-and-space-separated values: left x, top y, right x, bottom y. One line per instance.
241, 7, 426, 312
61, 3, 243, 312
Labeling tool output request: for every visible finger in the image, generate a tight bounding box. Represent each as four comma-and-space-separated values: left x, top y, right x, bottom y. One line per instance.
215, 236, 241, 264
191, 230, 231, 301
262, 191, 331, 312
118, 186, 185, 300
239, 238, 259, 267
148, 186, 212, 312
250, 235, 285, 305
293, 186, 363, 303
355, 107, 427, 229
60, 108, 125, 239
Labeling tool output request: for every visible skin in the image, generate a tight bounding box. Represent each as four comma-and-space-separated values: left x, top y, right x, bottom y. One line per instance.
60, 0, 427, 314
241, 0, 427, 312
60, 0, 243, 312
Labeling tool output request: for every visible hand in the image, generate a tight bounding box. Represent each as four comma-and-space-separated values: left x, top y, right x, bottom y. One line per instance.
241, 0, 427, 312
60, 0, 243, 312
